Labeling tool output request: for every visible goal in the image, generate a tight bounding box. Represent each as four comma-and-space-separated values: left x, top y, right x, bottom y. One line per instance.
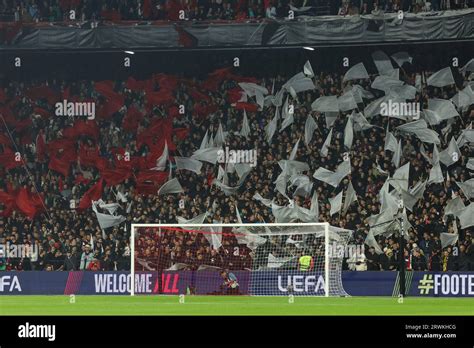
130, 223, 352, 297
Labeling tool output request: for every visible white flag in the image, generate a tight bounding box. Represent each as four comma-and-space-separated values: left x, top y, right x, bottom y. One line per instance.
289, 138, 300, 161
311, 95, 339, 113
329, 191, 343, 216
392, 139, 402, 168
343, 181, 357, 215
192, 147, 220, 164
343, 62, 369, 82
372, 50, 394, 76
440, 233, 459, 249
175, 157, 203, 174
313, 160, 351, 188
92, 202, 126, 230
427, 67, 455, 87
391, 52, 413, 67
240, 110, 251, 139
157, 178, 184, 195
303, 60, 315, 78
439, 137, 461, 167
214, 123, 226, 147
176, 212, 209, 226
320, 128, 332, 157
304, 115, 317, 145
344, 116, 354, 149
153, 141, 168, 171
456, 179, 474, 199
459, 203, 474, 229
265, 110, 278, 143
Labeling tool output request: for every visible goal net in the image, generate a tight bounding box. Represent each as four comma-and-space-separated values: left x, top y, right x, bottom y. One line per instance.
130, 223, 352, 297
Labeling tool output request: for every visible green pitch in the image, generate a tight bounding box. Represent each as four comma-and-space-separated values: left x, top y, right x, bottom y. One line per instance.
1, 296, 473, 316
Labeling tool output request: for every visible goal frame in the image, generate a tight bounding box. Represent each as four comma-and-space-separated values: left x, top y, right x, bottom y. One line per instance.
130, 222, 330, 297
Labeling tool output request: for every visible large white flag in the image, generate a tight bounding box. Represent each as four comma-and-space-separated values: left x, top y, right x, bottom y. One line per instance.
313, 160, 351, 188
391, 52, 413, 67
456, 179, 474, 199
384, 128, 398, 153
396, 119, 440, 144
344, 116, 354, 149
372, 50, 394, 76
253, 192, 273, 207
338, 92, 358, 112
240, 110, 251, 139
343, 181, 357, 215
329, 191, 343, 216
303, 60, 315, 78
283, 72, 315, 93
92, 201, 126, 230
304, 115, 317, 145
365, 230, 383, 254
371, 76, 404, 94
176, 212, 209, 226
265, 110, 278, 143
459, 203, 474, 229
444, 196, 465, 218
343, 62, 369, 82
153, 141, 168, 171
440, 233, 459, 249
427, 67, 455, 87
311, 95, 339, 113
289, 138, 300, 161
460, 58, 474, 74
214, 123, 226, 147
439, 137, 461, 167
192, 147, 220, 164
352, 111, 373, 132
175, 157, 203, 174
157, 178, 183, 195
392, 139, 402, 168
320, 128, 332, 157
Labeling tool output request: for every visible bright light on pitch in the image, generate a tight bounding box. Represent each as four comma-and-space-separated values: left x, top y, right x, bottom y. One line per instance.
303, 47, 315, 51
124, 51, 135, 55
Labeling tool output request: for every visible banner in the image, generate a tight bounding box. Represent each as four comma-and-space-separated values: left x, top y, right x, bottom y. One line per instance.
1, 271, 473, 296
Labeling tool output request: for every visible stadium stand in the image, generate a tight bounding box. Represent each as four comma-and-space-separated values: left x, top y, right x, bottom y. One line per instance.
0, 0, 473, 22
0, 45, 473, 274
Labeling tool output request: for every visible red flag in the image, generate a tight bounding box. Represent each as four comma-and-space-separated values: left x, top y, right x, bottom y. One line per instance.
15, 187, 41, 220
235, 102, 258, 112
25, 85, 60, 105
173, 128, 189, 140
0, 148, 22, 170
146, 90, 175, 107
227, 88, 245, 103
48, 155, 71, 177
63, 120, 100, 141
136, 170, 168, 185
122, 106, 144, 131
100, 168, 132, 186
78, 179, 104, 210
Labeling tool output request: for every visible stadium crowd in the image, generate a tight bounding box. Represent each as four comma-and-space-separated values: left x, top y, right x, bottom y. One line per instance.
0, 0, 473, 22
0, 51, 473, 273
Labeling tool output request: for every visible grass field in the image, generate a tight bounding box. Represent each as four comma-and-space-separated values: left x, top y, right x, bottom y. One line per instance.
1, 296, 473, 316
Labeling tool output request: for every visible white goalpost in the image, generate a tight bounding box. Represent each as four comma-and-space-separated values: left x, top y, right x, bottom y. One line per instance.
130, 223, 352, 297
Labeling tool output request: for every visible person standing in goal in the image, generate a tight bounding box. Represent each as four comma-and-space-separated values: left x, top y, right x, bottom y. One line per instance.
220, 270, 239, 295
298, 251, 314, 272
